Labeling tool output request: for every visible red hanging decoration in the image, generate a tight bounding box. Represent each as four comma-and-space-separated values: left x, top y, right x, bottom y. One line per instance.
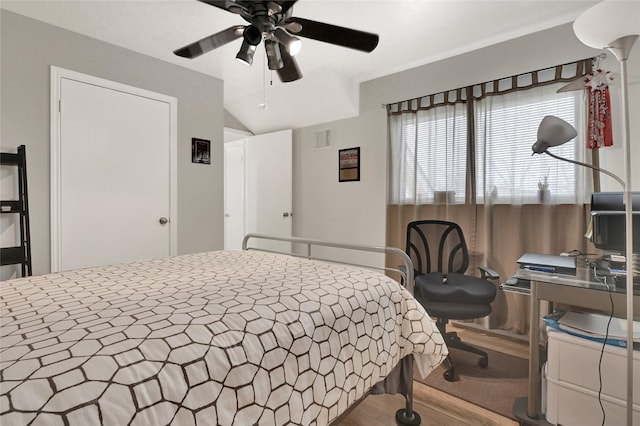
585, 69, 614, 149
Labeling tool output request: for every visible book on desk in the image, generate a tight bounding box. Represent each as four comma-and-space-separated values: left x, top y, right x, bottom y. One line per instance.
500, 253, 577, 295
516, 253, 577, 275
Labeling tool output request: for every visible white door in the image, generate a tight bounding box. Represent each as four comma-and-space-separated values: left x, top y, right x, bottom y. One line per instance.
224, 140, 245, 249
223, 129, 292, 251
51, 67, 177, 272
245, 129, 293, 251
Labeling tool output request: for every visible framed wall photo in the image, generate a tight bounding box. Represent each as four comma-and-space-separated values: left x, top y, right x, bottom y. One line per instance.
339, 147, 360, 182
192, 138, 211, 164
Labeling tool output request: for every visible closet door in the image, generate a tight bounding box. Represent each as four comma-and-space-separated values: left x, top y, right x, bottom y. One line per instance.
51, 68, 177, 271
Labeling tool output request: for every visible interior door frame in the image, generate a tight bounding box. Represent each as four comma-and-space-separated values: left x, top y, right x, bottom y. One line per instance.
50, 66, 178, 272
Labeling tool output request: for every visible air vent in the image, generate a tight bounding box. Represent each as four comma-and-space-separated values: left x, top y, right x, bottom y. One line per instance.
314, 129, 331, 149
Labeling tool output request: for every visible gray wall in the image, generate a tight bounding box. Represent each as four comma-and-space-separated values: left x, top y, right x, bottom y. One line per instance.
1, 10, 225, 276
293, 22, 640, 254
293, 109, 387, 252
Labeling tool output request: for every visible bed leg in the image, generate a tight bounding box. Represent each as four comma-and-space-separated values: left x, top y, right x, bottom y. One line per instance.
395, 396, 421, 425
395, 355, 421, 426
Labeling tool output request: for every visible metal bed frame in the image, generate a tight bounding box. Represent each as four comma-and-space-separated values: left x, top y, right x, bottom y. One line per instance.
242, 233, 422, 426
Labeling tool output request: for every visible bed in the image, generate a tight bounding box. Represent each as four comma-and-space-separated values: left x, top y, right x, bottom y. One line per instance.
0, 235, 448, 425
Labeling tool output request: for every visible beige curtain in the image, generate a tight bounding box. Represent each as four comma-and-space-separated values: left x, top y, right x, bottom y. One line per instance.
386, 58, 599, 336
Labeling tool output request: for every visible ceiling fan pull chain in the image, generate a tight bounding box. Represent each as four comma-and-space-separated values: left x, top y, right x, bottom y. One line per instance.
258, 49, 268, 110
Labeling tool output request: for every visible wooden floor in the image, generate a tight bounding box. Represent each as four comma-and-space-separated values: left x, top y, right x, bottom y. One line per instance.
340, 324, 529, 426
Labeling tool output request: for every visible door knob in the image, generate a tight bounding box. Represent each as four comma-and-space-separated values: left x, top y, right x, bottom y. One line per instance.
159, 217, 169, 225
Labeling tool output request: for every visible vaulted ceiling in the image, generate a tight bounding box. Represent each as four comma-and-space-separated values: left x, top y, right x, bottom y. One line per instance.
1, 0, 598, 134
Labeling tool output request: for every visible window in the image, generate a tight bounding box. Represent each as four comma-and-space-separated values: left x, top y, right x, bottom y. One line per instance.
475, 83, 588, 204
389, 104, 467, 204
389, 70, 592, 205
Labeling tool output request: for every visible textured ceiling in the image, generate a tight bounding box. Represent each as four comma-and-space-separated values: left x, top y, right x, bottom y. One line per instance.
1, 0, 598, 134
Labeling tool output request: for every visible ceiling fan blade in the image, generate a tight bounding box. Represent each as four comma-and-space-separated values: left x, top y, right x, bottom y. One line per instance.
197, 0, 244, 13
284, 17, 379, 53
279, 1, 298, 15
174, 25, 244, 59
276, 44, 302, 82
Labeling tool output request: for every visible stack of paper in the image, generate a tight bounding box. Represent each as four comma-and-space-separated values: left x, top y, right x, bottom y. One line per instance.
544, 311, 640, 348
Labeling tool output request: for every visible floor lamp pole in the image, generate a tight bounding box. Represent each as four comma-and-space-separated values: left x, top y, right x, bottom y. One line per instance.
608, 34, 637, 426
572, 1, 637, 421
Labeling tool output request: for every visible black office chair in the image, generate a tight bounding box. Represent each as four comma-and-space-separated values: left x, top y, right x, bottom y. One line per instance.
405, 220, 499, 381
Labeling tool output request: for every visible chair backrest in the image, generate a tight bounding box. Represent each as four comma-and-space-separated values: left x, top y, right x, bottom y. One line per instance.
405, 220, 469, 275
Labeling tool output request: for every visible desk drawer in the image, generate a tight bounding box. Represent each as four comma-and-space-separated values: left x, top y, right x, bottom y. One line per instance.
545, 328, 640, 425
546, 378, 640, 426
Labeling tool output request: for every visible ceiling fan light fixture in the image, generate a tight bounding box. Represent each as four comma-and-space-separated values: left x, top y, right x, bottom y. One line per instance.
274, 28, 302, 56
276, 44, 303, 83
236, 41, 257, 66
265, 39, 284, 70
242, 25, 263, 46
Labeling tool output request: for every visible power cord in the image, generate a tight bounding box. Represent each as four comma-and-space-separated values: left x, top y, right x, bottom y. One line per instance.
591, 264, 615, 426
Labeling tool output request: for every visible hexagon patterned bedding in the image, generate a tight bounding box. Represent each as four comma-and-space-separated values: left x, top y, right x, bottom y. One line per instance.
1, 250, 447, 425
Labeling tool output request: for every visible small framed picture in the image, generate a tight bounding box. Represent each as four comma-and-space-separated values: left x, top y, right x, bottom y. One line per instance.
192, 138, 211, 164
339, 147, 360, 182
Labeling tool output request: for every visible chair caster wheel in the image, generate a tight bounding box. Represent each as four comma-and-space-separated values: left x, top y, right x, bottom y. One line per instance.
395, 408, 421, 425
478, 356, 488, 368
443, 368, 455, 382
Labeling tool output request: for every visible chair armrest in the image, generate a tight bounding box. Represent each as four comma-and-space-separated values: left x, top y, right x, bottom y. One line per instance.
478, 266, 500, 280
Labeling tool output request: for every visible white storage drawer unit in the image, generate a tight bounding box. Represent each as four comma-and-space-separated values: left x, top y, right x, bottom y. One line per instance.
545, 328, 640, 426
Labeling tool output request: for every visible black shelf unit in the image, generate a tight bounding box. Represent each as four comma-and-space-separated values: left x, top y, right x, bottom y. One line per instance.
1, 145, 32, 277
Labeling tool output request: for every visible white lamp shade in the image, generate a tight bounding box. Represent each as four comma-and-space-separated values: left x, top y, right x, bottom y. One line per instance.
532, 116, 577, 154
573, 1, 640, 48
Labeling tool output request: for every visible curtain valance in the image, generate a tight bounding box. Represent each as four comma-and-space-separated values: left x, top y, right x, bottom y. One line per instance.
387, 58, 594, 115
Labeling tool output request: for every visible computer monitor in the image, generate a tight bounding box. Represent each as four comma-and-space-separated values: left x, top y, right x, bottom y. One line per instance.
591, 192, 640, 254
591, 211, 640, 253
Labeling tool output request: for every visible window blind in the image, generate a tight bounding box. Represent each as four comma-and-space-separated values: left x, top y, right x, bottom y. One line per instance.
387, 58, 595, 205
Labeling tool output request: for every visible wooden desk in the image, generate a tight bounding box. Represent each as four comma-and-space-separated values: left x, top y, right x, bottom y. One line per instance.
504, 264, 640, 425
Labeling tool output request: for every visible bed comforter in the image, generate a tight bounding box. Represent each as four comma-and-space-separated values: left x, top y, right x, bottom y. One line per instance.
1, 250, 447, 425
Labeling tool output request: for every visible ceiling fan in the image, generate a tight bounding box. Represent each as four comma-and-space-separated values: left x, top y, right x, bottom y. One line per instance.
174, 0, 379, 83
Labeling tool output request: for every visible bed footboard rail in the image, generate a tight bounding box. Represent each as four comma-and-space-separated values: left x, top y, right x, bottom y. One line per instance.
242, 233, 414, 293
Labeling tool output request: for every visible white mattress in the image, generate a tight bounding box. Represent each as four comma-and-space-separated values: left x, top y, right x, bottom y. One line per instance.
0, 250, 447, 425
